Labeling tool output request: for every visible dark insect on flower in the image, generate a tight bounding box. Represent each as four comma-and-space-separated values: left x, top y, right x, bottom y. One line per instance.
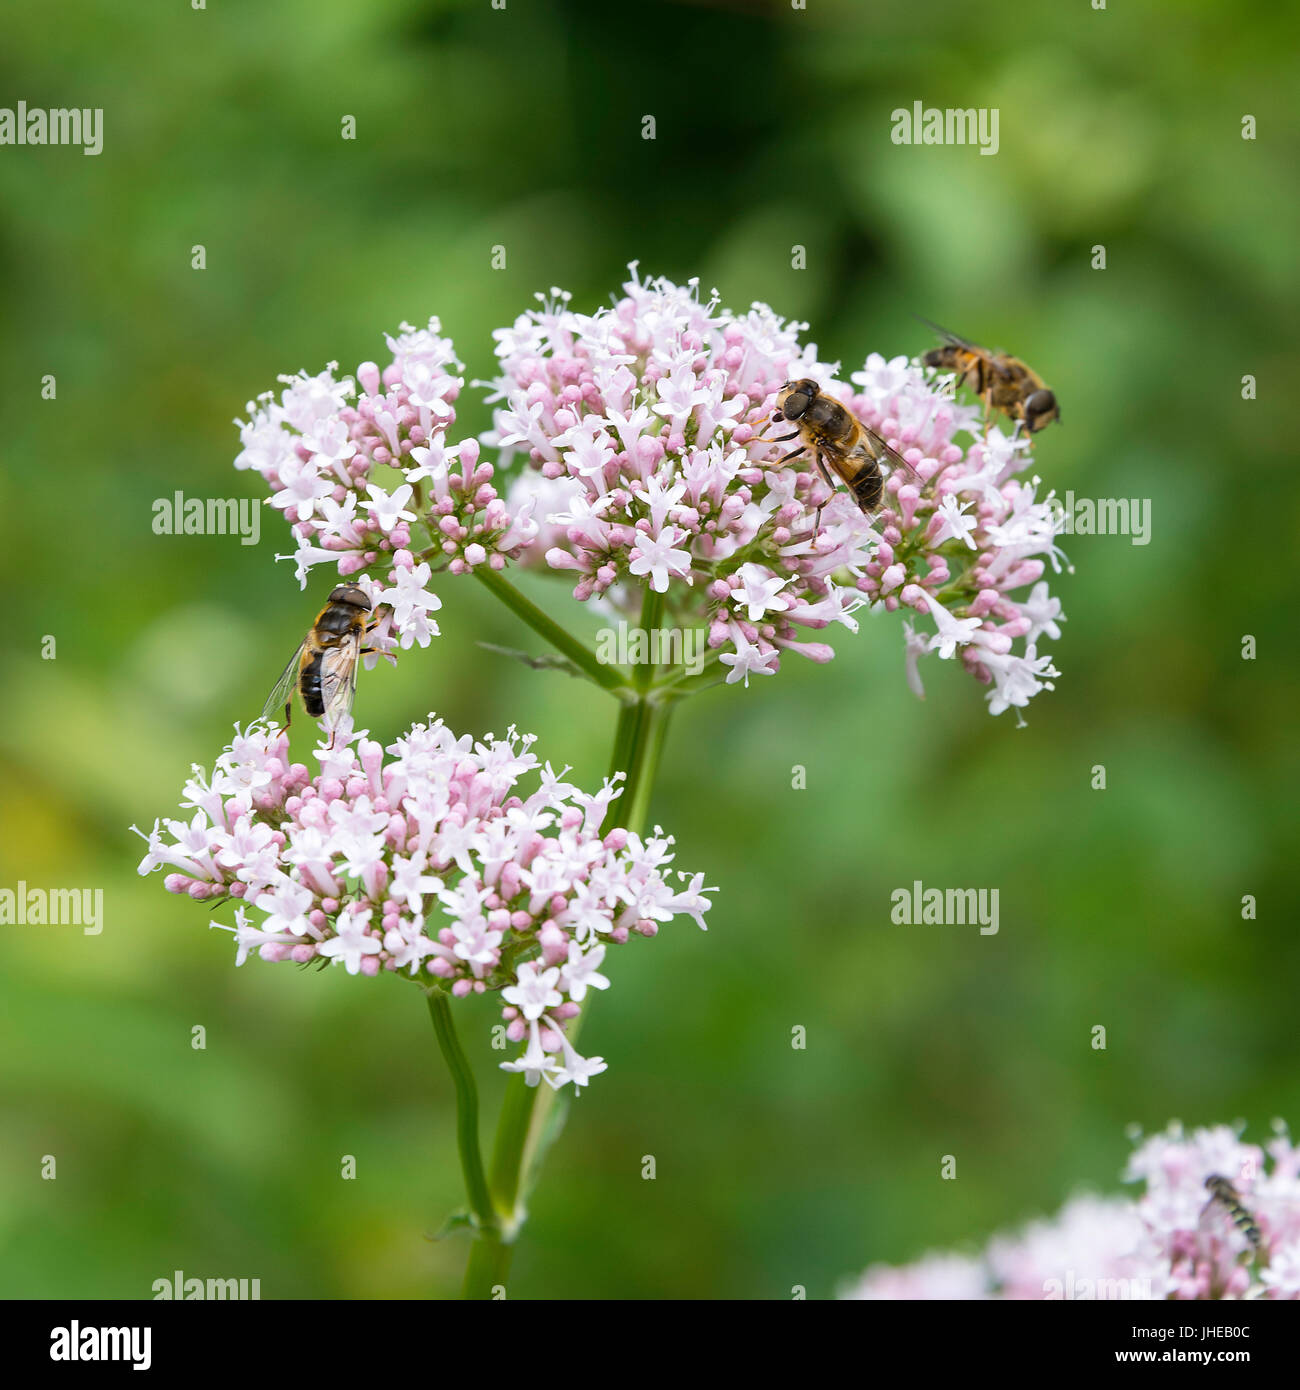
1203, 1173, 1262, 1248
770, 378, 923, 518
261, 584, 374, 735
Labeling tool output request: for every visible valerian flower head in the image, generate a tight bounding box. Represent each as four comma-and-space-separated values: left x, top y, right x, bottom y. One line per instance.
840, 1122, 1300, 1300
234, 318, 535, 644
235, 268, 1069, 715
485, 266, 1068, 715
133, 718, 713, 1091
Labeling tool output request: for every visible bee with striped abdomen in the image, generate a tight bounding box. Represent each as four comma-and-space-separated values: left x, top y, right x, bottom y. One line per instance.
1203, 1174, 1262, 1249
770, 378, 920, 518
919, 319, 1060, 436
261, 584, 372, 736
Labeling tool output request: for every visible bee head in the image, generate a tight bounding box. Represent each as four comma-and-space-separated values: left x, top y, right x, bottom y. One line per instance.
1023, 388, 1059, 432
776, 378, 819, 421
328, 584, 372, 611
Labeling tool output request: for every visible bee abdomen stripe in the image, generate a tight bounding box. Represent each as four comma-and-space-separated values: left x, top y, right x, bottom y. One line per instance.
300, 652, 325, 716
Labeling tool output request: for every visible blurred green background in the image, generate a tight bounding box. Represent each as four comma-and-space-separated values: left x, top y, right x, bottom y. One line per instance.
1, 0, 1297, 1299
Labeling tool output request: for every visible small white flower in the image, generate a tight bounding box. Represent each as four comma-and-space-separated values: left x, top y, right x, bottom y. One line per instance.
731, 563, 791, 622
559, 941, 610, 1002
502, 961, 563, 1021
317, 908, 382, 975
363, 482, 416, 531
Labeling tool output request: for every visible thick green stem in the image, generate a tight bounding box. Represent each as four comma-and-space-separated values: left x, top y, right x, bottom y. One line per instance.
606, 694, 645, 792
461, 1225, 513, 1299
474, 567, 631, 694
634, 586, 666, 692
426, 990, 496, 1234
623, 701, 673, 834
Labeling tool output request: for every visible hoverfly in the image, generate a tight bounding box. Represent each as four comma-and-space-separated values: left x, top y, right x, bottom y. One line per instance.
918, 318, 1060, 435
1202, 1174, 1261, 1249
769, 377, 921, 519
261, 584, 372, 736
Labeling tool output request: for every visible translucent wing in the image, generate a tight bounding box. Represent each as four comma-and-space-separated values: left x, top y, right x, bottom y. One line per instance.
319, 630, 363, 731
913, 314, 975, 350
260, 639, 308, 727
860, 424, 924, 490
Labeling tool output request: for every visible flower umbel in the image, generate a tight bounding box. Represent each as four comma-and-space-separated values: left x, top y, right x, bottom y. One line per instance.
487, 266, 1068, 714
134, 717, 712, 1091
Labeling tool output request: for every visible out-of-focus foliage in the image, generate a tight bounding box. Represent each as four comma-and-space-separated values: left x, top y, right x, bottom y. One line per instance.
0, 0, 1296, 1299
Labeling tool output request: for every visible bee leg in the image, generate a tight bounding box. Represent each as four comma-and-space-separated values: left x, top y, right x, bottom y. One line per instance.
778, 448, 805, 463
812, 452, 838, 533
282, 701, 292, 731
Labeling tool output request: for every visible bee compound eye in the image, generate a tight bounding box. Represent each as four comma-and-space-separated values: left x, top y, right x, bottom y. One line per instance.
329, 584, 371, 609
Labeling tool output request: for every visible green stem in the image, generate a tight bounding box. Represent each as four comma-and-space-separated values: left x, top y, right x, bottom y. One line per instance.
606, 695, 645, 791
634, 586, 666, 692
657, 666, 729, 702
425, 989, 496, 1234
474, 567, 631, 695
461, 1222, 513, 1300
623, 701, 673, 834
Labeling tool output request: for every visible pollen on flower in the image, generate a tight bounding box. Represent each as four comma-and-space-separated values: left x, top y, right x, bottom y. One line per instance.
134, 717, 714, 1092
840, 1122, 1300, 1300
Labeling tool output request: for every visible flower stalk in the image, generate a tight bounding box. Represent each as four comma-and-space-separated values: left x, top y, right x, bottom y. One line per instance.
425, 989, 497, 1235
474, 566, 633, 696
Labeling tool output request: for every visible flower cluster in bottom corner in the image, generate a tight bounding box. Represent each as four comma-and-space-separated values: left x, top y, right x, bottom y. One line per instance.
841, 1123, 1300, 1300
132, 718, 713, 1091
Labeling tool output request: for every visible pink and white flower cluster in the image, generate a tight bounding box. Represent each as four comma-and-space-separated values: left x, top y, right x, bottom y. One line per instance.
488, 267, 1068, 714
233, 270, 1069, 715
234, 318, 534, 646
842, 1123, 1300, 1300
133, 718, 713, 1091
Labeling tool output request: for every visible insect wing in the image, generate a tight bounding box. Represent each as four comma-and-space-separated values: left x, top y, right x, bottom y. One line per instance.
860, 425, 924, 490
913, 315, 975, 350
260, 639, 309, 726
319, 629, 363, 731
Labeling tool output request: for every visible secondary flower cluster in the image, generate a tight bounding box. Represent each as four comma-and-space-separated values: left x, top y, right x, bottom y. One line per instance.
133, 718, 712, 1091
234, 317, 534, 646
842, 1123, 1300, 1300
487, 267, 1067, 715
